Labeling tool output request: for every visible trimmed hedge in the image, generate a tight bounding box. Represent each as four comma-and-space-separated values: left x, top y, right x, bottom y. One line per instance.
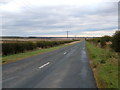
2, 40, 74, 56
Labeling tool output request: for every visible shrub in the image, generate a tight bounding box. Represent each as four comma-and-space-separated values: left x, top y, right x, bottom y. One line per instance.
100, 36, 111, 47
111, 31, 120, 52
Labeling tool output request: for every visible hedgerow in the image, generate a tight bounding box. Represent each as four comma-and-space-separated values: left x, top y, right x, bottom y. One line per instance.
86, 31, 120, 52
2, 40, 74, 56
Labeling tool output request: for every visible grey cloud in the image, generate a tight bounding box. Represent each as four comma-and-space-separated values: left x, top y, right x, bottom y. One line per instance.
1, 2, 118, 36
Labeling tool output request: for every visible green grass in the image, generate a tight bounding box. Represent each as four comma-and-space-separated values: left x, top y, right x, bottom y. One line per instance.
86, 42, 119, 88
2, 43, 72, 64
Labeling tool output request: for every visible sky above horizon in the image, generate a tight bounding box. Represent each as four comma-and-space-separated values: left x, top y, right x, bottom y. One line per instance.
0, 0, 119, 37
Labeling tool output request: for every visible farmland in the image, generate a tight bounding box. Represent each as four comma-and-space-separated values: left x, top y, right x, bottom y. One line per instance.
1, 37, 81, 43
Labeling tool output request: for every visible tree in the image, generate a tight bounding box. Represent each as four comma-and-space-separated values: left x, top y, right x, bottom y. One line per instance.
111, 31, 120, 52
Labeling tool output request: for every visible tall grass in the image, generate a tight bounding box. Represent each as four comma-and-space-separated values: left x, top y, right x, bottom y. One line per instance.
86, 42, 119, 88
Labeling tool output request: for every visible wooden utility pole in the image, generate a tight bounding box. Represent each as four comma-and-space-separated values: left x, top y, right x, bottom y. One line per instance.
66, 31, 70, 39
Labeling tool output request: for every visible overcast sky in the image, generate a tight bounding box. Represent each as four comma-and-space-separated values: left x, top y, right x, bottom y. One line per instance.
0, 0, 119, 37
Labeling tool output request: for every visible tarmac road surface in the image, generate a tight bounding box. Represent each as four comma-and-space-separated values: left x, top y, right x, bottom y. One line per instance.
2, 41, 97, 88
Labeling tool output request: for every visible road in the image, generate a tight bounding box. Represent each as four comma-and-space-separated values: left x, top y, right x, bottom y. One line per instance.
2, 41, 97, 88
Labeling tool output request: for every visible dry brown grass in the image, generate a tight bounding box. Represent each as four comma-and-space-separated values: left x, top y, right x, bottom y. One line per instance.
1, 37, 81, 43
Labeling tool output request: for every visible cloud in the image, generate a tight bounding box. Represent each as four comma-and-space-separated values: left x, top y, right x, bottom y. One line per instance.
0, 0, 118, 37
81, 29, 116, 37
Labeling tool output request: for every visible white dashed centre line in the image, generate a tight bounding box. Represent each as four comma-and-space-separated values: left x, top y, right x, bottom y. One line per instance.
64, 52, 67, 54
38, 62, 50, 69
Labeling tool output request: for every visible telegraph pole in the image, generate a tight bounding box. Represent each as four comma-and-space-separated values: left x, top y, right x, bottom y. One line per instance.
66, 31, 70, 39
75, 35, 76, 39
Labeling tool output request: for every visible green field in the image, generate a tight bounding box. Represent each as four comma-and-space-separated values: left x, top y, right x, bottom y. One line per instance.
2, 43, 74, 64
86, 42, 119, 88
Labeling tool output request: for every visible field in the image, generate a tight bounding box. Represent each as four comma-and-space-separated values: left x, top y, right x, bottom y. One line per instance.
86, 42, 119, 88
1, 37, 81, 43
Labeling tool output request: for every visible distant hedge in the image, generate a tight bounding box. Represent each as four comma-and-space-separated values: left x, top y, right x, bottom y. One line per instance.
2, 40, 74, 56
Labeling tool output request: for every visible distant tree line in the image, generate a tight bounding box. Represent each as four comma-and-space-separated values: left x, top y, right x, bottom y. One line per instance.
86, 31, 120, 52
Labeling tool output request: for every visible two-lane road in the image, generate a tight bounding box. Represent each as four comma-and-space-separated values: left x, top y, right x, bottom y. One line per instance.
2, 41, 97, 88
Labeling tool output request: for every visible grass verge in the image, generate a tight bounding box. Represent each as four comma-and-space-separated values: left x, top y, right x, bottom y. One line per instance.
2, 42, 75, 64
86, 42, 119, 88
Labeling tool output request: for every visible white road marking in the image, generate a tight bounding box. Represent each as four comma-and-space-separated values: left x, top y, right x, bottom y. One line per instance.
64, 52, 67, 54
83, 51, 86, 54
38, 62, 50, 69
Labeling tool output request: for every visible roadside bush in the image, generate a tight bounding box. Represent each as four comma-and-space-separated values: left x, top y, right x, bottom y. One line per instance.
100, 36, 111, 47
87, 36, 111, 48
86, 38, 101, 45
111, 31, 120, 52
